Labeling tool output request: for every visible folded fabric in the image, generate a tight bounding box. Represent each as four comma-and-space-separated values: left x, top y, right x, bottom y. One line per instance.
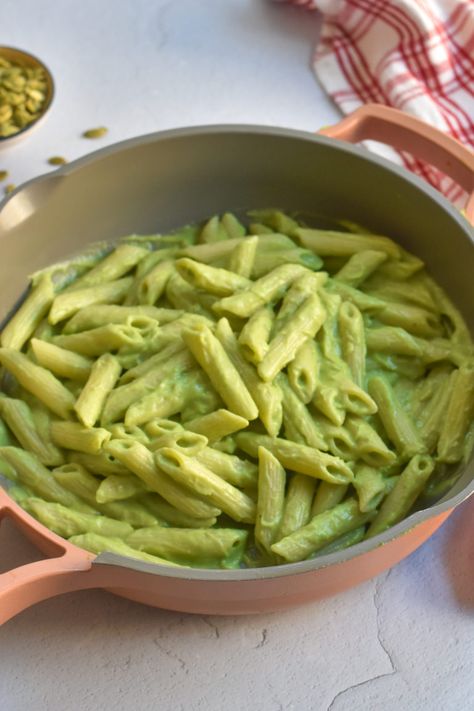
278, 0, 474, 206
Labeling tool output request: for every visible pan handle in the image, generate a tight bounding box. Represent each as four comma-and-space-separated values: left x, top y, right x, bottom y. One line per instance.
0, 488, 96, 625
319, 104, 474, 223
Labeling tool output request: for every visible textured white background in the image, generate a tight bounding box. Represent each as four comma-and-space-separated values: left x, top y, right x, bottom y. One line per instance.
0, 2, 473, 710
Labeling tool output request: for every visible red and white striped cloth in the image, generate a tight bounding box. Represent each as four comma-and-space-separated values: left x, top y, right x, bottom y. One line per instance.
279, 0, 474, 206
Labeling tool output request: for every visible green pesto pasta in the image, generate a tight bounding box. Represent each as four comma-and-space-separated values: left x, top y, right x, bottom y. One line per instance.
0, 209, 472, 570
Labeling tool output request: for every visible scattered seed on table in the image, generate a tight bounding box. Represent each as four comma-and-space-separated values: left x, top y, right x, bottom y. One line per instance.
4, 183, 16, 194
0, 170, 8, 181
82, 127, 108, 139
48, 156, 67, 166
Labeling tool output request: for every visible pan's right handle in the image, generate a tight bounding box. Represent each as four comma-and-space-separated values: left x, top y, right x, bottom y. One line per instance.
319, 104, 474, 223
0, 488, 95, 625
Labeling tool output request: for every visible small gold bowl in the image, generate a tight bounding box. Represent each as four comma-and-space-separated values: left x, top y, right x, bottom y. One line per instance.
0, 46, 54, 148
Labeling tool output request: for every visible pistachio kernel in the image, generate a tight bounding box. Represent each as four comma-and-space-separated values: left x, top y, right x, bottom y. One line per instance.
4, 183, 16, 194
0, 170, 8, 181
48, 156, 67, 166
82, 126, 108, 139
0, 54, 48, 138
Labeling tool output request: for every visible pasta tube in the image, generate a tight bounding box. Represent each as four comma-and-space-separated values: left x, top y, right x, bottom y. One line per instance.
74, 354, 121, 427
334, 250, 388, 287
182, 324, 258, 420
184, 409, 248, 442
51, 421, 111, 454
353, 465, 390, 513
258, 293, 326, 382
213, 264, 306, 318
278, 374, 327, 450
272, 498, 374, 562
345, 417, 397, 467
0, 447, 95, 513
255, 446, 286, 553
48, 277, 133, 324
124, 369, 207, 427
277, 474, 316, 540
30, 339, 93, 381
199, 214, 228, 243
102, 349, 194, 423
416, 374, 452, 453
376, 302, 442, 339
437, 364, 474, 463
70, 244, 149, 289
221, 212, 246, 239
366, 327, 470, 365
96, 474, 148, 504
68, 451, 129, 477
287, 340, 319, 404
215, 318, 282, 437
148, 430, 208, 457
295, 228, 401, 258
108, 423, 150, 446
127, 526, 248, 567
155, 447, 256, 523
238, 306, 273, 364
176, 258, 250, 296
273, 272, 326, 334
63, 304, 173, 334
69, 532, 181, 567
310, 526, 366, 557
338, 301, 366, 387
235, 432, 353, 485
367, 454, 435, 536
134, 246, 180, 280
0, 396, 63, 466
196, 446, 258, 488
28, 498, 133, 539
1, 274, 54, 350
368, 376, 426, 460
53, 323, 147, 357
105, 439, 220, 519
52, 462, 158, 527
136, 260, 174, 305
0, 348, 75, 419
119, 340, 186, 384
228, 235, 258, 277
311, 481, 348, 516
140, 494, 217, 529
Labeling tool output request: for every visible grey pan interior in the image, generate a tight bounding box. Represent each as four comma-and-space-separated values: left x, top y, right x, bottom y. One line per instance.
0, 125, 473, 579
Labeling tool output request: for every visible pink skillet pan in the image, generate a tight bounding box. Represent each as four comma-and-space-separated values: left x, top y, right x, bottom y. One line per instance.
0, 104, 473, 624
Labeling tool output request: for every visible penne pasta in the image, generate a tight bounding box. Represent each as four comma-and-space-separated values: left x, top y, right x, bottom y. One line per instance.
49, 277, 133, 324
182, 323, 258, 420
255, 446, 286, 553
1, 274, 55, 350
74, 354, 121, 428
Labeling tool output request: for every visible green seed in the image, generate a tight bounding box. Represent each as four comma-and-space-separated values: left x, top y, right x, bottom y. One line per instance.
0, 170, 8, 181
82, 126, 108, 139
0, 52, 48, 137
0, 123, 19, 137
48, 156, 67, 166
0, 105, 13, 121
4, 183, 16, 194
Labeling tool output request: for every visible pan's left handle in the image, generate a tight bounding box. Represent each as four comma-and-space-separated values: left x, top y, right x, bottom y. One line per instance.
0, 488, 96, 625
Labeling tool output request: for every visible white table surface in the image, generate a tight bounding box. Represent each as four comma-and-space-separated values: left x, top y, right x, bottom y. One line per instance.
0, 2, 473, 710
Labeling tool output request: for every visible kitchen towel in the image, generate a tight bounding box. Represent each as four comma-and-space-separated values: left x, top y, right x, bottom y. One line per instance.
279, 0, 474, 206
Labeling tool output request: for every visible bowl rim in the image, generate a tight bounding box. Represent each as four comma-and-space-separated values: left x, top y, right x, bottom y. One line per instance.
0, 45, 55, 143
0, 122, 473, 580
